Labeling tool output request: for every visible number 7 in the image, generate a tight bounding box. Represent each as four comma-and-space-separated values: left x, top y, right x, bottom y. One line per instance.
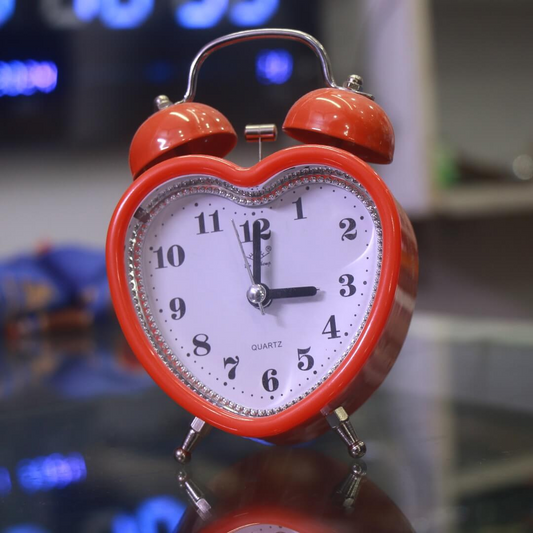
223, 356, 240, 380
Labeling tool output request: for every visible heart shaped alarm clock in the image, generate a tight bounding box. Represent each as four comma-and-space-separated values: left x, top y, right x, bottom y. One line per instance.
107, 29, 418, 462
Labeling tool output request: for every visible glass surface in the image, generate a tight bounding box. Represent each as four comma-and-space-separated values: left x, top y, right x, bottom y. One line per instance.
1, 312, 532, 532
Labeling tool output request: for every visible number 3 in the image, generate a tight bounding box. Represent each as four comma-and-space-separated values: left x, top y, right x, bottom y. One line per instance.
339, 274, 356, 297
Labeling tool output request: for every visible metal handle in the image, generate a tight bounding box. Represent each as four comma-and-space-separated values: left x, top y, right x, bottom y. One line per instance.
180, 28, 339, 103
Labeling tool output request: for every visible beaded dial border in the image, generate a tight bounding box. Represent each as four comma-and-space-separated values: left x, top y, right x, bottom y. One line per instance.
126, 165, 383, 418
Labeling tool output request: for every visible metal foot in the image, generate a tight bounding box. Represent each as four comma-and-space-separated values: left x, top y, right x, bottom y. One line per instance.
174, 417, 211, 464
326, 407, 366, 459
335, 460, 367, 510
177, 470, 212, 521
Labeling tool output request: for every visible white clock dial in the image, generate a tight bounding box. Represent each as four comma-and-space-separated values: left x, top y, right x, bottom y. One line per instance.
127, 165, 382, 417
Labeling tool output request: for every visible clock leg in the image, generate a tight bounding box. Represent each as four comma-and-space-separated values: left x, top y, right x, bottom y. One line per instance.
174, 417, 211, 464
177, 470, 212, 521
334, 460, 367, 510
326, 407, 366, 459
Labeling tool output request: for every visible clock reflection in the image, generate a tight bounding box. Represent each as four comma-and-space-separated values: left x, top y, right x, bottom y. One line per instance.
174, 448, 414, 533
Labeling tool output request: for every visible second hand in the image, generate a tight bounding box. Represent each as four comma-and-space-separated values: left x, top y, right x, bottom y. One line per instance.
231, 219, 265, 315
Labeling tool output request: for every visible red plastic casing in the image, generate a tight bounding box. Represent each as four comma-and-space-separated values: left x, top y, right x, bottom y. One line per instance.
106, 145, 418, 444
284, 88, 395, 164
129, 102, 237, 179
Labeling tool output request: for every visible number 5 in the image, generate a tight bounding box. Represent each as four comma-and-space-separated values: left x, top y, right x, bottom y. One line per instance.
297, 347, 314, 371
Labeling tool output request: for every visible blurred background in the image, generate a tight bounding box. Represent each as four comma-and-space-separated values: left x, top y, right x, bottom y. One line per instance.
1, 1, 533, 532
2, 0, 533, 318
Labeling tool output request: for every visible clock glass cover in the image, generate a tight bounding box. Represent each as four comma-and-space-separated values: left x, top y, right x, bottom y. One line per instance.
126, 165, 381, 418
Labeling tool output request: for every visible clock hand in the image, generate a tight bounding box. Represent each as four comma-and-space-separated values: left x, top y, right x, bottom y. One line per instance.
231, 219, 265, 315
269, 286, 318, 299
252, 219, 262, 284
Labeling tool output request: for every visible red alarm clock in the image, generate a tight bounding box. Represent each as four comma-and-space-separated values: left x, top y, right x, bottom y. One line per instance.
175, 448, 414, 532
106, 29, 418, 462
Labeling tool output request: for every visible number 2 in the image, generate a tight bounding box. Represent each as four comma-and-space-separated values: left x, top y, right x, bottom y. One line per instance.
339, 218, 357, 241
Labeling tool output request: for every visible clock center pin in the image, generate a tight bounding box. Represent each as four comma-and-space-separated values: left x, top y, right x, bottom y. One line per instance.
247, 284, 267, 305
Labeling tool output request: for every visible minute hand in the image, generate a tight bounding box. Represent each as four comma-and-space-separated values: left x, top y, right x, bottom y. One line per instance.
269, 286, 318, 299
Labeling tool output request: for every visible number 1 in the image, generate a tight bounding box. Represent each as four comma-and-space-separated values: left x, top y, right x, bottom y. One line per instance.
293, 197, 306, 220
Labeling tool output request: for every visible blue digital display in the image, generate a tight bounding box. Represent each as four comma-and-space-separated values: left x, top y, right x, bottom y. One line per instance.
0, 0, 14, 26
73, 0, 100, 22
112, 496, 186, 533
0, 0, 279, 29
4, 526, 49, 533
256, 49, 293, 85
111, 514, 138, 533
175, 0, 229, 29
229, 0, 279, 27
16, 452, 86, 493
99, 0, 154, 29
137, 496, 186, 531
0, 466, 12, 495
0, 60, 57, 98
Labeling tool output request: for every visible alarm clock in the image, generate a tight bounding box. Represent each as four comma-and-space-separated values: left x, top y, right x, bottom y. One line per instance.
174, 448, 414, 532
106, 29, 418, 462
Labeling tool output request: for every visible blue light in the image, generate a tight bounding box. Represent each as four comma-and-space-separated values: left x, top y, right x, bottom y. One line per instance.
0, 466, 11, 495
73, 0, 100, 22
256, 49, 293, 85
111, 513, 139, 533
17, 452, 86, 493
246, 437, 276, 446
99, 0, 153, 29
176, 0, 228, 29
0, 60, 57, 98
229, 0, 278, 27
111, 496, 186, 533
0, 0, 15, 26
137, 496, 186, 532
144, 61, 173, 84
4, 525, 50, 533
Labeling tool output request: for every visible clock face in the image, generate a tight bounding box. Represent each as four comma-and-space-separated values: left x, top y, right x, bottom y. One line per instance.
125, 164, 382, 417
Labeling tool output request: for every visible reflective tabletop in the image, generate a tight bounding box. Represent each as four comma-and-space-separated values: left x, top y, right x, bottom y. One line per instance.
1, 312, 532, 533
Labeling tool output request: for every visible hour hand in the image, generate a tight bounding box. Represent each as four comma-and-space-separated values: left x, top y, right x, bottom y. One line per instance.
252, 220, 262, 284
269, 286, 318, 299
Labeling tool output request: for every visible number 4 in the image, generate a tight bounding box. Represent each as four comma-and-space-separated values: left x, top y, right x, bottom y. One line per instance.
322, 315, 340, 339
